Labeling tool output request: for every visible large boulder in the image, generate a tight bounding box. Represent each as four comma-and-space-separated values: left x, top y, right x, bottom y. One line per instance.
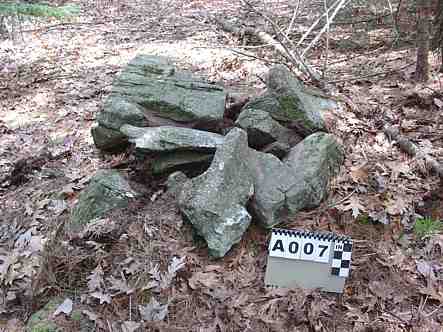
284, 132, 344, 213
246, 132, 344, 228
239, 65, 338, 137
178, 128, 254, 258
120, 125, 224, 153
92, 55, 227, 152
69, 170, 139, 232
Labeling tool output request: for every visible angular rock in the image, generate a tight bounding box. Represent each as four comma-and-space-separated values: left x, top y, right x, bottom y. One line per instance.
235, 107, 299, 149
261, 141, 291, 159
166, 171, 189, 197
152, 151, 213, 175
178, 128, 254, 258
246, 132, 344, 228
120, 124, 224, 153
92, 55, 227, 152
91, 125, 129, 153
97, 96, 149, 130
69, 170, 138, 232
284, 132, 344, 213
246, 150, 297, 228
265, 65, 338, 134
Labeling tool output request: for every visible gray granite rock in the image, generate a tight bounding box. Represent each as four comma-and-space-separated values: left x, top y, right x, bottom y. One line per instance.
91, 125, 128, 153
284, 132, 344, 213
246, 132, 344, 228
69, 170, 139, 232
178, 128, 254, 258
264, 65, 338, 134
235, 107, 296, 149
246, 150, 296, 228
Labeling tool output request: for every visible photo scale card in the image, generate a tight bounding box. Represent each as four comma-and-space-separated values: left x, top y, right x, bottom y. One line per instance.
265, 228, 353, 293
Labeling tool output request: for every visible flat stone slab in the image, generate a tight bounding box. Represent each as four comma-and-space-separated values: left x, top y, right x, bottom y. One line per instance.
120, 125, 224, 153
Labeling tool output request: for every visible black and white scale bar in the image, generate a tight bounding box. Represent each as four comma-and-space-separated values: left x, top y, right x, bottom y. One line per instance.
330, 241, 353, 278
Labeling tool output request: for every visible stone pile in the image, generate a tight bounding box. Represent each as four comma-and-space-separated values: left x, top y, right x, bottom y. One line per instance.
71, 54, 344, 257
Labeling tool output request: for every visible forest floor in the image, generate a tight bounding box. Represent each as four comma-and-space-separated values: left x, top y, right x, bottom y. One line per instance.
0, 0, 442, 331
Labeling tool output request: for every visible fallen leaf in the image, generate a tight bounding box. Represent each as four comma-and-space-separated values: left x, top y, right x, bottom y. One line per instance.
108, 276, 134, 295
350, 164, 369, 183
386, 196, 407, 215
121, 321, 141, 332
337, 196, 366, 218
90, 291, 111, 305
139, 298, 168, 322
416, 260, 433, 278
82, 310, 98, 322
53, 298, 73, 317
188, 271, 219, 290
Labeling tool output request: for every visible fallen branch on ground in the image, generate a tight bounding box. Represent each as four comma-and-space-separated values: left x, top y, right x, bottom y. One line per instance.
211, 14, 323, 86
384, 126, 443, 179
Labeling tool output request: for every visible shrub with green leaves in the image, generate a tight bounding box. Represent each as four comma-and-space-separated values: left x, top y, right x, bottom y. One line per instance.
0, 3, 79, 19
414, 217, 442, 239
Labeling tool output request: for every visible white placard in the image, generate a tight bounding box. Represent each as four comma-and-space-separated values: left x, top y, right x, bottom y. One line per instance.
299, 237, 319, 261
268, 232, 303, 260
313, 240, 331, 263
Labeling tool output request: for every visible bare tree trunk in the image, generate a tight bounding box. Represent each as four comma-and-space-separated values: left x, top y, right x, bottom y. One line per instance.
432, 0, 443, 71
415, 0, 432, 82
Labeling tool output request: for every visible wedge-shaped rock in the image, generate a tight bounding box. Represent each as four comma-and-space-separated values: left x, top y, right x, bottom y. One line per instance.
69, 170, 139, 232
235, 107, 299, 149
284, 132, 344, 213
258, 65, 338, 134
120, 125, 224, 153
247, 150, 297, 227
178, 128, 254, 258
247, 132, 344, 228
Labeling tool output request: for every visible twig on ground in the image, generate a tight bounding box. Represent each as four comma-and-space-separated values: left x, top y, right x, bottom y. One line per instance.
238, 0, 323, 86
296, 0, 341, 47
384, 126, 443, 179
302, 0, 350, 57
285, 0, 301, 37
322, 0, 330, 78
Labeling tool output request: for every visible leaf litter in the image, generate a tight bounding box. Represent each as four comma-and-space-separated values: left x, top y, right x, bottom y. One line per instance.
0, 0, 442, 331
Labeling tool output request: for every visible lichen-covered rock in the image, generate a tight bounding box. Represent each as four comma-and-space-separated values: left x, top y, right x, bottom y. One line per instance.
246, 150, 297, 228
120, 124, 224, 154
246, 132, 344, 228
178, 128, 254, 258
235, 107, 298, 149
265, 65, 338, 134
69, 170, 139, 231
284, 132, 344, 213
92, 55, 227, 152
91, 125, 129, 153
152, 151, 213, 175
